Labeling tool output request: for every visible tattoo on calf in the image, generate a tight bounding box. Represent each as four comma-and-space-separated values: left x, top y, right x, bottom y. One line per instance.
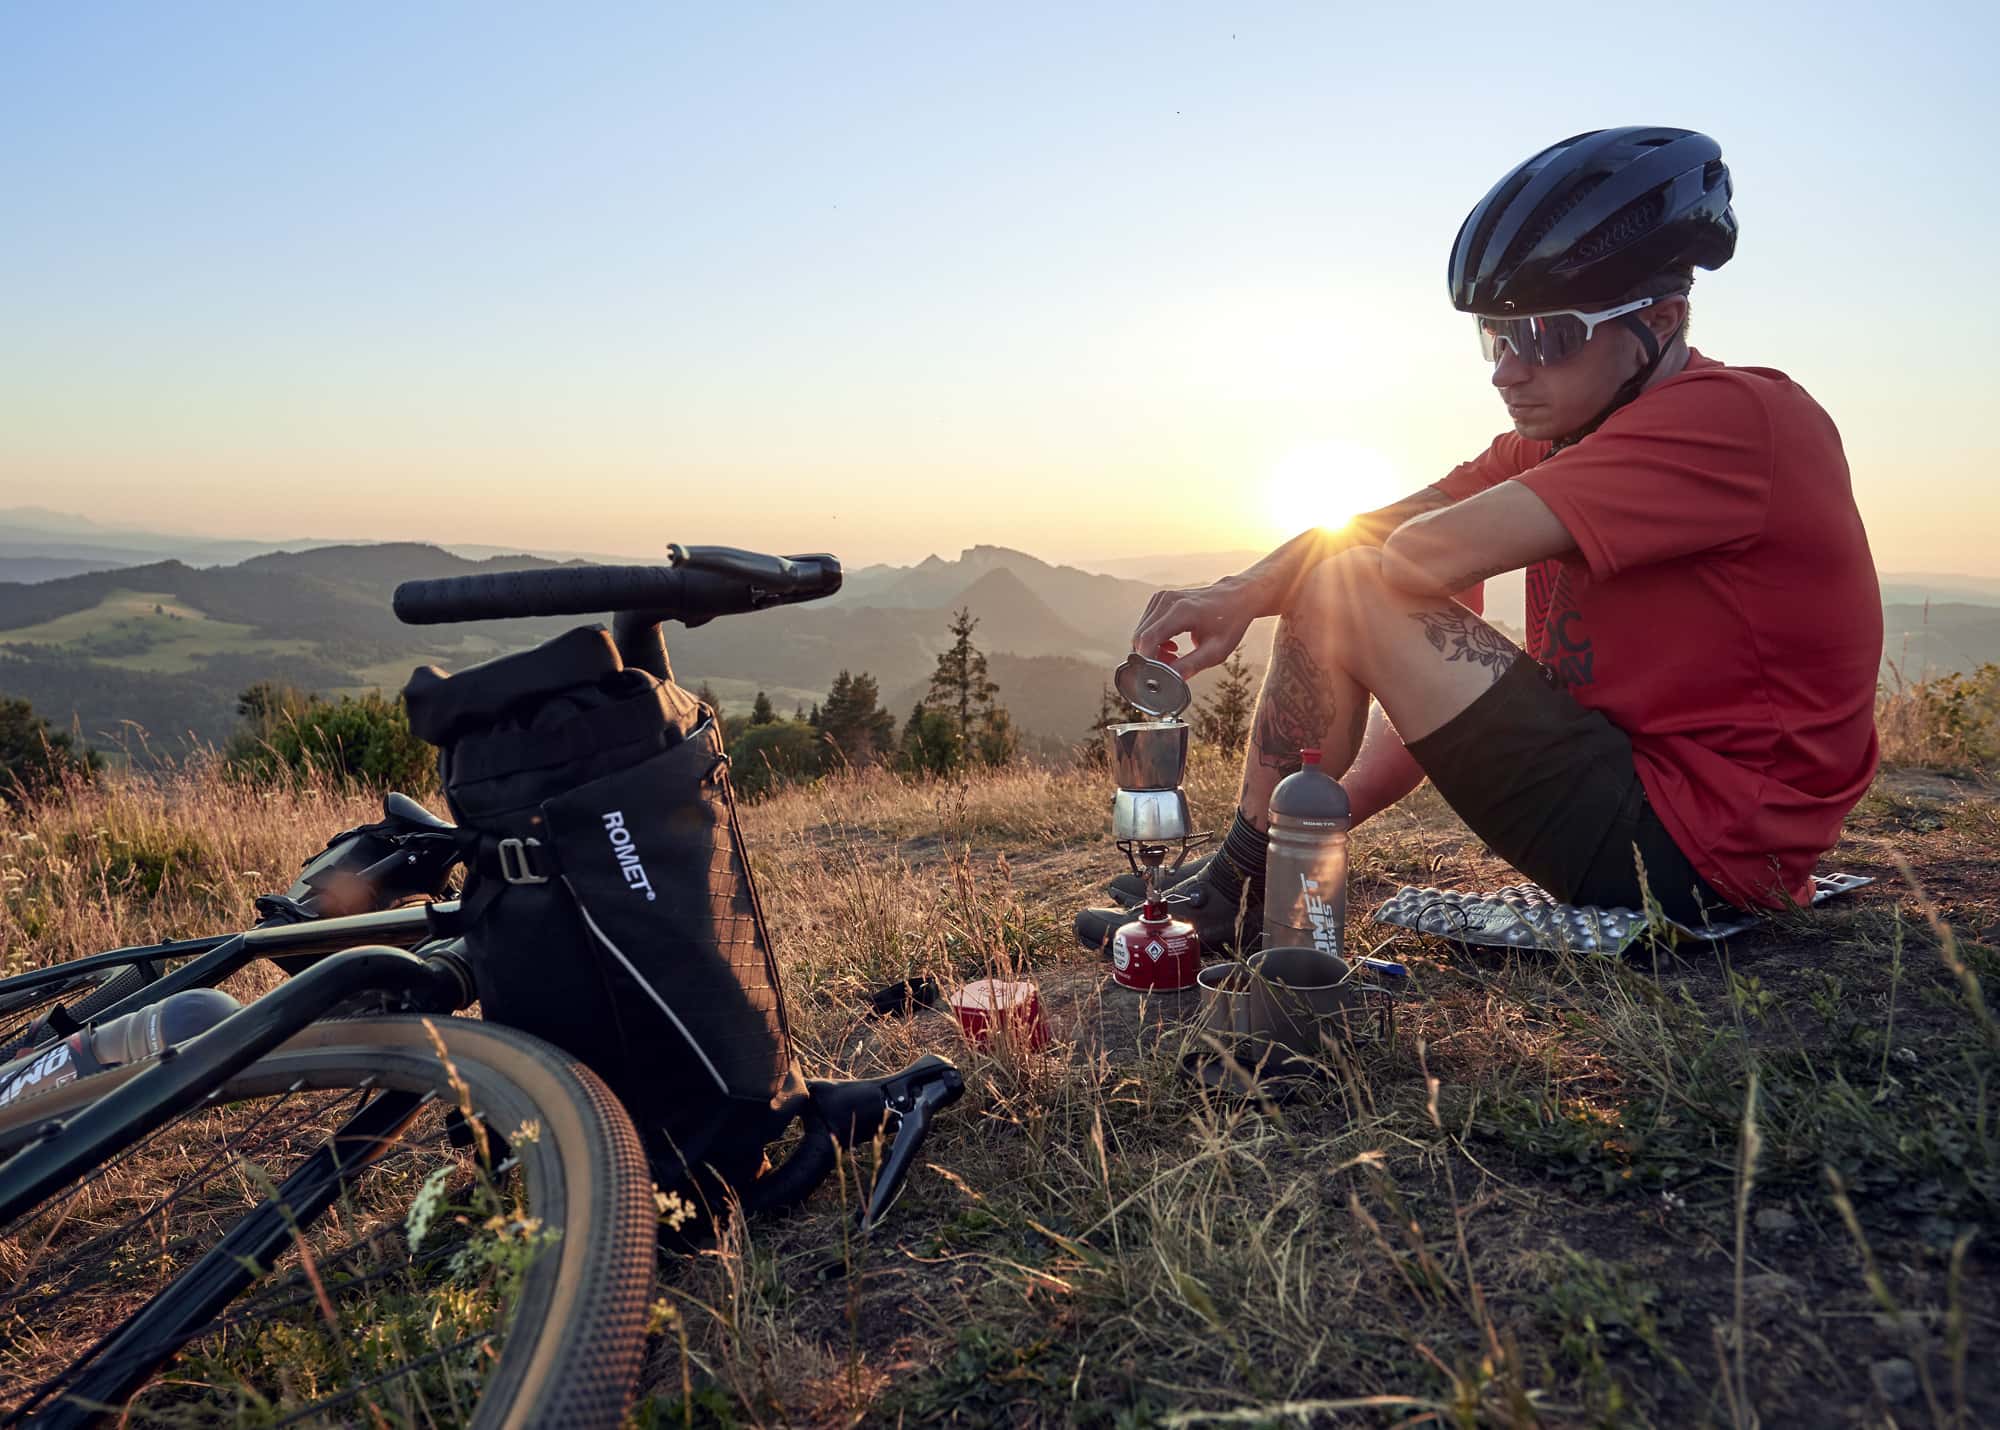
1411, 609, 1518, 682
1252, 623, 1330, 772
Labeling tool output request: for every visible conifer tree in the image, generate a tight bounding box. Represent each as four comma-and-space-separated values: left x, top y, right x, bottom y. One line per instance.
750, 691, 776, 725
920, 608, 1017, 765
1193, 652, 1257, 754
819, 669, 897, 768
924, 608, 999, 745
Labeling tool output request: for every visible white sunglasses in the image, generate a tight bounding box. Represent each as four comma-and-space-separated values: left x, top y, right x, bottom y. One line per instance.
1475, 296, 1657, 366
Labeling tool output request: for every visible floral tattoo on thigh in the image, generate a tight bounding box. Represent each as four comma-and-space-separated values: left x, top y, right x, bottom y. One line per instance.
1410, 609, 1517, 681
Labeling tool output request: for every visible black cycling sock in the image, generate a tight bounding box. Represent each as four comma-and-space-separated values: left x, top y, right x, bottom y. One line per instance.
1209, 811, 1267, 900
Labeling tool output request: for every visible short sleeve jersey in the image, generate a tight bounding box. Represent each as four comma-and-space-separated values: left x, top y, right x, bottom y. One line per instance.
1437, 351, 1882, 909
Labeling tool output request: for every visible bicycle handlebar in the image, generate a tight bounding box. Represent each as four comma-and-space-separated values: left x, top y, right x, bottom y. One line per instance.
391, 546, 842, 628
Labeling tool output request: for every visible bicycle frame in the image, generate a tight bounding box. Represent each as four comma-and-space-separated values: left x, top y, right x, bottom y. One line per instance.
0, 913, 474, 1427
0, 908, 466, 1204
0, 902, 457, 1033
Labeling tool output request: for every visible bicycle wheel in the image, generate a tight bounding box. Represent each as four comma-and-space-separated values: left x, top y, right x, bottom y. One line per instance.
0, 1016, 656, 1428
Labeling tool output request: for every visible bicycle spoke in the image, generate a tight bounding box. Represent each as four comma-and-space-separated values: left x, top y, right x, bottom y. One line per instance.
3, 1083, 379, 1317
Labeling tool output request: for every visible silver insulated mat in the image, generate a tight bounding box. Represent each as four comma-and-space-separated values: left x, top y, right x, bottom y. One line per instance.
1369, 873, 1874, 955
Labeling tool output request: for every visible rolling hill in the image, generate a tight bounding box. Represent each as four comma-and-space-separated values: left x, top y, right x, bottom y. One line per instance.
2, 524, 1996, 758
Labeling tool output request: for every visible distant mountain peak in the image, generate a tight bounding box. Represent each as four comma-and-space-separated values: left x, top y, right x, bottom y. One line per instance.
0, 506, 110, 534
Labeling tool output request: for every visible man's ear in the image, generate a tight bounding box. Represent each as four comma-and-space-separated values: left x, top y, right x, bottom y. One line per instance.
1641, 295, 1687, 343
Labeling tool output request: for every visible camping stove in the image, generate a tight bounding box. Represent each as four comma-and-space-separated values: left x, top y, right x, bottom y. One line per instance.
1110, 845, 1202, 991
1106, 650, 1207, 992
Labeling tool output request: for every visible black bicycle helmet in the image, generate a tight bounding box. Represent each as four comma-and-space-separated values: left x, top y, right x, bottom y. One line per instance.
1449, 126, 1736, 315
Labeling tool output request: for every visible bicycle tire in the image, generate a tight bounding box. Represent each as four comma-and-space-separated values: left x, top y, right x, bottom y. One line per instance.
0, 1015, 655, 1429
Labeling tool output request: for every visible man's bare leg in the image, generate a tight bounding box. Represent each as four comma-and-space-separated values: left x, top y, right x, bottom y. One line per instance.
1232, 547, 1523, 830
1237, 619, 1370, 829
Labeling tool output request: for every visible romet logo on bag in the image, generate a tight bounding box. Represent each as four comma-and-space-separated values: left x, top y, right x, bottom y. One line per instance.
601, 811, 657, 901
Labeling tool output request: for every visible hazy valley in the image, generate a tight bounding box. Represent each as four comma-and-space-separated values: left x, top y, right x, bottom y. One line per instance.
3, 507, 1998, 757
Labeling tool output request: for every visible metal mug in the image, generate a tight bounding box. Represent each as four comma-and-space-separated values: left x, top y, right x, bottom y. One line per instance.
1111, 787, 1192, 843
1107, 720, 1189, 791
1245, 945, 1361, 1057
1196, 961, 1255, 1042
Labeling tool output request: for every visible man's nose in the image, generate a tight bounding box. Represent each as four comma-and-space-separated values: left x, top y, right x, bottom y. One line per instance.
1491, 348, 1533, 390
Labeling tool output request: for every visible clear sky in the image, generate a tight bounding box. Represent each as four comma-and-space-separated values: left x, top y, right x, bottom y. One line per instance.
2, 2, 1993, 572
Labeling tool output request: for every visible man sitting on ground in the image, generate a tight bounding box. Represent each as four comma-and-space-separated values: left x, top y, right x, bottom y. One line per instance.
1077, 126, 1882, 953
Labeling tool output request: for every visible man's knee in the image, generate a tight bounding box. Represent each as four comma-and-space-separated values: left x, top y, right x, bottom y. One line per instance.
1289, 547, 1390, 631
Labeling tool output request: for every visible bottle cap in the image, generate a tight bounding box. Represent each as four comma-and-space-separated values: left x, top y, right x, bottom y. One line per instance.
1300, 748, 1321, 765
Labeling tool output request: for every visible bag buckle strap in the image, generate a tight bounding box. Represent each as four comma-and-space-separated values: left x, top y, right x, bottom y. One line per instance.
497, 837, 550, 885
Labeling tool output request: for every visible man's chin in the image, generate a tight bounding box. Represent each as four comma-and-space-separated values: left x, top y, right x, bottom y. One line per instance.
1508, 409, 1564, 441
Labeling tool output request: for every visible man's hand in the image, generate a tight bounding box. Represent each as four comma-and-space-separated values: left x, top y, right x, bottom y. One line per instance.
1131, 581, 1257, 680
1131, 487, 1461, 679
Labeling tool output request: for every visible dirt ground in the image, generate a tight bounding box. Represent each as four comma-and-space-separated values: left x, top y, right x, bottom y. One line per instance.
670, 763, 1999, 1428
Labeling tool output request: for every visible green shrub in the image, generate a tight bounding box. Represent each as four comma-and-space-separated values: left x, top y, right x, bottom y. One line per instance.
228, 689, 435, 791
1879, 662, 2000, 773
899, 705, 962, 776
0, 696, 101, 805
726, 720, 828, 800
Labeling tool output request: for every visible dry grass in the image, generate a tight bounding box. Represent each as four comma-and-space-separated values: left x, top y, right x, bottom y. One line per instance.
3, 753, 1998, 1426
1876, 663, 2000, 779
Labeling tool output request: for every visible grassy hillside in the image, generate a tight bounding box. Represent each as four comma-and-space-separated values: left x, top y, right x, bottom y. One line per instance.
9, 543, 2000, 764
0, 589, 318, 673
1, 738, 1994, 1424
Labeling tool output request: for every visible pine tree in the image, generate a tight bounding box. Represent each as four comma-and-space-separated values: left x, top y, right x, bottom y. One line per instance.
1193, 652, 1256, 754
694, 681, 721, 715
819, 669, 897, 768
922, 608, 1013, 765
750, 691, 776, 725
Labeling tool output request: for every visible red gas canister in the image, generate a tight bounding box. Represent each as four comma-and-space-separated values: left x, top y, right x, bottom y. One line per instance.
1110, 900, 1201, 993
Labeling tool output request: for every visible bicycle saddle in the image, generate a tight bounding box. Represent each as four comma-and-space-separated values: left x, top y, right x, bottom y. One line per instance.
383, 792, 454, 832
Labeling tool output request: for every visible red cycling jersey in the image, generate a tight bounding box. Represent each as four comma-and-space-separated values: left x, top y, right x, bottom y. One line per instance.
1438, 351, 1882, 909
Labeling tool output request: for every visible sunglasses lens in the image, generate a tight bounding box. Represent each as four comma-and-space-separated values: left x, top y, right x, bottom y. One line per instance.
1476, 312, 1592, 366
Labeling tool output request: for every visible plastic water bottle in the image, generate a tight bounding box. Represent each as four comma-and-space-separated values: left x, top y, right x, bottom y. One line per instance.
0, 987, 241, 1114
1262, 748, 1352, 958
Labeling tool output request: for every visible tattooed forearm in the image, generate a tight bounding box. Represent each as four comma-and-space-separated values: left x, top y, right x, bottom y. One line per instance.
1409, 609, 1519, 681
1251, 621, 1331, 772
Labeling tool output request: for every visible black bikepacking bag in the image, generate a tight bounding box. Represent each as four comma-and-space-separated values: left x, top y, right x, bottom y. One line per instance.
403, 626, 807, 1226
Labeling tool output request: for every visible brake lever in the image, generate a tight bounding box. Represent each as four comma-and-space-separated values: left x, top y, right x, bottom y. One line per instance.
667, 544, 839, 593
859, 1071, 962, 1235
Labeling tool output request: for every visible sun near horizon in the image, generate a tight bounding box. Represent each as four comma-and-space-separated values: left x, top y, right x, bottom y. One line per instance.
1264, 439, 1405, 536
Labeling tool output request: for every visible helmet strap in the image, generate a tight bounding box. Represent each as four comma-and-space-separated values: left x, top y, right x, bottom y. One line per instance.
1549, 312, 1677, 453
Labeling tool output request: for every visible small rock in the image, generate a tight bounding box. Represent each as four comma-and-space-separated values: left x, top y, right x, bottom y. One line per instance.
1754, 1207, 1799, 1235
1871, 1358, 1919, 1405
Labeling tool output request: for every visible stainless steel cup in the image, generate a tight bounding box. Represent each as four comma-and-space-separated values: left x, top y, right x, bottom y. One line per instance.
1111, 787, 1192, 842
1196, 961, 1254, 1040
1107, 720, 1189, 791
1245, 945, 1360, 1056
